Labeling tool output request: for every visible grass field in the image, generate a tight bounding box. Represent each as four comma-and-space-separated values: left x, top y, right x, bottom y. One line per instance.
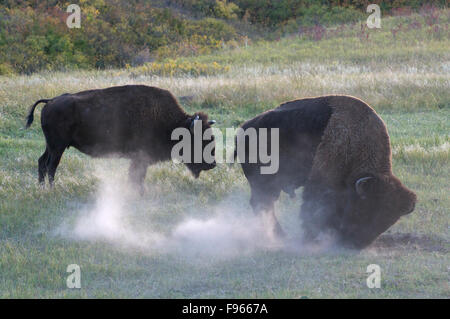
0, 11, 449, 298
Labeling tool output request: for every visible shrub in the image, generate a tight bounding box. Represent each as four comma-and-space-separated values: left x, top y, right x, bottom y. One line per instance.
0, 63, 15, 76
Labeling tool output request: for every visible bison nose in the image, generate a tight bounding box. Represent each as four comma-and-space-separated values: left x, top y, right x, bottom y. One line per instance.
208, 161, 216, 169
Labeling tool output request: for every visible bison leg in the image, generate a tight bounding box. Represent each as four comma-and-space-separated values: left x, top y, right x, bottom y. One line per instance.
250, 187, 285, 238
300, 198, 324, 242
300, 183, 339, 243
128, 159, 148, 194
261, 204, 285, 239
38, 148, 49, 184
47, 148, 65, 187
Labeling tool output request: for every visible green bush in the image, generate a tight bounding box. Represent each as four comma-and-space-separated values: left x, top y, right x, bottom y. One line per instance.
0, 1, 239, 74
232, 0, 446, 26
0, 0, 446, 74
0, 63, 15, 76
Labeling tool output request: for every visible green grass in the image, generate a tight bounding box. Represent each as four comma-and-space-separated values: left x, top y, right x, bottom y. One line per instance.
0, 11, 449, 298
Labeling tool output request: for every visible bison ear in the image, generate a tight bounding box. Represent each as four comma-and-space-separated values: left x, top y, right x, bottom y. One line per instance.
355, 176, 375, 199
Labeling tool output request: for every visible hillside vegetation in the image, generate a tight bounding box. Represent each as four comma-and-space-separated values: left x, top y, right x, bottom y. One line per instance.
0, 0, 447, 74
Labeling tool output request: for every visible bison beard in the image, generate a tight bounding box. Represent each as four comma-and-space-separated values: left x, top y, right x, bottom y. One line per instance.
238, 95, 417, 249
25, 85, 216, 190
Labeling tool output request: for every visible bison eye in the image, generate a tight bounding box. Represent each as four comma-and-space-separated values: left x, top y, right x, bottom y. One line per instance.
355, 176, 374, 199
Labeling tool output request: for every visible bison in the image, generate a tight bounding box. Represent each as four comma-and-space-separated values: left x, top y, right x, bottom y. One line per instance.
25, 85, 216, 189
237, 95, 417, 249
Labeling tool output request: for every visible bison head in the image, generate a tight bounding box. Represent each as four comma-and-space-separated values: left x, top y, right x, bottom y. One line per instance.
337, 174, 417, 248
183, 112, 217, 178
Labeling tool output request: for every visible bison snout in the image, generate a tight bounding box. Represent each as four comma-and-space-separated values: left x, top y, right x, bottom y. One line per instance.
406, 201, 415, 214
404, 192, 417, 215
205, 161, 216, 170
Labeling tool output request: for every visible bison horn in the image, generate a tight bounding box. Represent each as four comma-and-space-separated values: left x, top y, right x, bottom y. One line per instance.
208, 120, 216, 125
190, 115, 200, 130
355, 176, 374, 198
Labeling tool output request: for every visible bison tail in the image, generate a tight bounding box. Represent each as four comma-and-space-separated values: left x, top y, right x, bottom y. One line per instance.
25, 99, 51, 128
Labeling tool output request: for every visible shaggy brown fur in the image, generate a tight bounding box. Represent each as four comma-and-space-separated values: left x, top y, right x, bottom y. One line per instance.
238, 95, 417, 249
302, 96, 416, 248
308, 96, 391, 187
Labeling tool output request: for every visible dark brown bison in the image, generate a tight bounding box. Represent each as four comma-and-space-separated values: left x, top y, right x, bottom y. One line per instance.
237, 95, 417, 249
25, 85, 216, 189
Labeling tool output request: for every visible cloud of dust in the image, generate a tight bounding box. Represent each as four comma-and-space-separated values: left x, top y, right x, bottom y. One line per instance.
59, 164, 289, 260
